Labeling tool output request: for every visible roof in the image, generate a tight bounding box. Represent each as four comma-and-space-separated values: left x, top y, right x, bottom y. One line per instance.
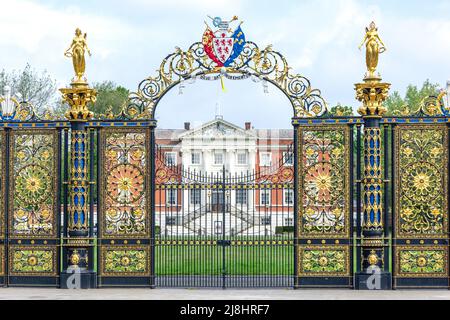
155, 119, 293, 140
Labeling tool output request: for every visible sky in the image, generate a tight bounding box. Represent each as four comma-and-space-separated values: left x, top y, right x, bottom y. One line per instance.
1, 0, 450, 128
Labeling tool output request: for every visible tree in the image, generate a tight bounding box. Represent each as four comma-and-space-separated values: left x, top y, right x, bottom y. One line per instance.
90, 81, 130, 116
0, 64, 58, 111
52, 81, 130, 118
385, 79, 441, 115
328, 104, 354, 116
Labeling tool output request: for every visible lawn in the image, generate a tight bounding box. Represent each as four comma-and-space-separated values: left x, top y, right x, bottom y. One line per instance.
155, 244, 294, 275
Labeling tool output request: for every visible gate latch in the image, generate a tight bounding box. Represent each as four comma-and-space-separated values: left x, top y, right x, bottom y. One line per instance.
217, 240, 231, 247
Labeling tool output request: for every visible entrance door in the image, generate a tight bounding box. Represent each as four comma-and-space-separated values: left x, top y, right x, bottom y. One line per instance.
211, 190, 224, 213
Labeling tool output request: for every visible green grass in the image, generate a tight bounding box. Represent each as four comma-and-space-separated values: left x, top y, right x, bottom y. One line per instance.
155, 245, 293, 275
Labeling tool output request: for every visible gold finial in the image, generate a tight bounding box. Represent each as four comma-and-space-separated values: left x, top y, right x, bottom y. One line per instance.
358, 21, 386, 80
60, 28, 96, 121
65, 28, 91, 86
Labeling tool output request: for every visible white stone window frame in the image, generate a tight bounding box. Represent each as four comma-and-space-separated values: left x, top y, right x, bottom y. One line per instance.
260, 152, 272, 167
190, 188, 202, 205
213, 152, 224, 166
236, 152, 248, 166
191, 152, 202, 165
166, 189, 178, 206
236, 188, 248, 205
283, 189, 294, 206
284, 217, 294, 227
260, 188, 271, 206
164, 152, 177, 166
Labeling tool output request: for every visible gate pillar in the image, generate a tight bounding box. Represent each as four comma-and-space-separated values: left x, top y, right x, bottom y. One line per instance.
58, 29, 97, 288
354, 74, 391, 289
59, 82, 97, 288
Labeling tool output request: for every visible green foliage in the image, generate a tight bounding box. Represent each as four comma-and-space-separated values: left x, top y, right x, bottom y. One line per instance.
385, 79, 441, 115
0, 63, 57, 111
275, 226, 294, 234
328, 104, 354, 116
90, 81, 130, 116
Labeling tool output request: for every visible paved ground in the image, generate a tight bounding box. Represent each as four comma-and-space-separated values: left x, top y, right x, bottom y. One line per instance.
0, 288, 450, 300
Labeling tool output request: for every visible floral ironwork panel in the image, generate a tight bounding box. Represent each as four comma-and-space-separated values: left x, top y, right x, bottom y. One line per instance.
396, 247, 447, 278
9, 247, 56, 276
101, 129, 150, 238
395, 126, 448, 238
9, 131, 58, 237
100, 246, 150, 277
298, 126, 350, 237
299, 246, 349, 277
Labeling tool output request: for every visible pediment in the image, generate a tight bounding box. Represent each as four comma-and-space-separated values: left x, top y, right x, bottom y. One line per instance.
179, 119, 256, 140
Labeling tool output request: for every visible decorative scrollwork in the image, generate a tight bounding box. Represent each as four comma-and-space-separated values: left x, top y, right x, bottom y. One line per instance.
394, 92, 450, 117
395, 126, 448, 238
10, 131, 58, 237
396, 247, 447, 278
101, 129, 150, 238
299, 246, 349, 276
9, 247, 56, 276
100, 246, 150, 276
298, 126, 350, 237
126, 40, 327, 120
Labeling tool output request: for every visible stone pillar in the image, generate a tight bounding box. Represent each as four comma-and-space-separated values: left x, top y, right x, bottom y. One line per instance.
60, 82, 97, 288
354, 75, 391, 289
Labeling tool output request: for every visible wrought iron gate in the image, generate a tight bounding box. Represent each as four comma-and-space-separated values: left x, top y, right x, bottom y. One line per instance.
391, 122, 449, 288
155, 147, 294, 288
295, 124, 354, 288
0, 119, 63, 287
97, 126, 154, 287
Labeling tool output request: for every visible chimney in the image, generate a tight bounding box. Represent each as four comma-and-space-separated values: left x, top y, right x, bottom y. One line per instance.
245, 122, 251, 130
184, 122, 190, 130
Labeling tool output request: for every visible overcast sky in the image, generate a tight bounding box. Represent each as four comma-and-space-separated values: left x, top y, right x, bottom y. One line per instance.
1, 0, 450, 128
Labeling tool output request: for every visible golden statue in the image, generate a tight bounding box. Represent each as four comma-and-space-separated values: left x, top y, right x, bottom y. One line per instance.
359, 21, 386, 79
65, 28, 91, 83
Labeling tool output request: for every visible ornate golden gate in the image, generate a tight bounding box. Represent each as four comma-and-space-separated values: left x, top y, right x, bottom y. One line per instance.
392, 120, 449, 288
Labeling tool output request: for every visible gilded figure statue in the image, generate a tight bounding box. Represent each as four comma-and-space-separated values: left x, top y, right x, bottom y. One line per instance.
65, 28, 91, 82
359, 21, 386, 78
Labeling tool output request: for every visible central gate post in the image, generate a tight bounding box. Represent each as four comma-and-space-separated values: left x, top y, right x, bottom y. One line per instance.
59, 81, 97, 289
59, 28, 97, 288
354, 22, 391, 290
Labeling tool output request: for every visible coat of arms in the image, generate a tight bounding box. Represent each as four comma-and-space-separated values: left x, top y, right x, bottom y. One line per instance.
202, 16, 246, 67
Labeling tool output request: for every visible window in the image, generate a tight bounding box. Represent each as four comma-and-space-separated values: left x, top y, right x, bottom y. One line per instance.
284, 217, 294, 226
283, 152, 294, 166
260, 189, 271, 206
166, 189, 177, 206
191, 152, 201, 165
166, 216, 177, 226
214, 152, 224, 165
260, 152, 272, 167
214, 221, 222, 235
284, 189, 294, 206
237, 152, 248, 165
164, 152, 177, 166
260, 216, 271, 225
236, 189, 248, 205
190, 189, 201, 205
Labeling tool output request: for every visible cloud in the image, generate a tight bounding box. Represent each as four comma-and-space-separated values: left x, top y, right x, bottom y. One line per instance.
2, 0, 450, 127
